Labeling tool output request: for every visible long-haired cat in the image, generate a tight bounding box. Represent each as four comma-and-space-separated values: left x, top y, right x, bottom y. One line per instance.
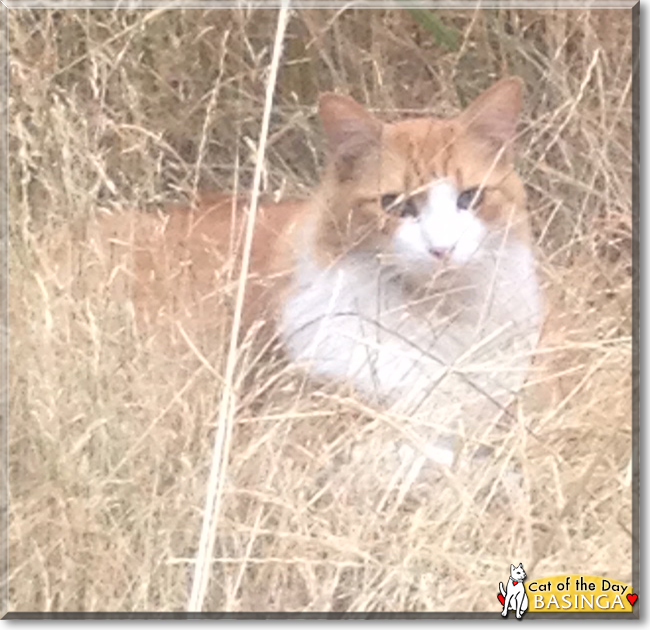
279, 77, 542, 470
84, 77, 543, 478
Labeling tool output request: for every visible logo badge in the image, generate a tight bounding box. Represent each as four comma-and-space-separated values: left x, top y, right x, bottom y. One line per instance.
500, 572, 636, 614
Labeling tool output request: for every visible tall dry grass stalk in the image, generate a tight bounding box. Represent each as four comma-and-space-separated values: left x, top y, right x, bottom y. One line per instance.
7, 6, 633, 613
188, 1, 291, 612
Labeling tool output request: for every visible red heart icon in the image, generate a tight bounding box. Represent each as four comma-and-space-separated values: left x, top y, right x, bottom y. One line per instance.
627, 593, 637, 606
498, 593, 505, 606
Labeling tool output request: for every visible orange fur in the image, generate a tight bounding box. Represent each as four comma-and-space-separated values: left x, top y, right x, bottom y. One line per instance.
84, 78, 534, 348
84, 193, 303, 335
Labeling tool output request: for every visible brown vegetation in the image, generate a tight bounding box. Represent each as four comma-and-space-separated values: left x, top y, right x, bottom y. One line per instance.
7, 6, 633, 613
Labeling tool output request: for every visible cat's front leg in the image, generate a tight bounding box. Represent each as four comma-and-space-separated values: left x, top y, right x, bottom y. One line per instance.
515, 595, 524, 619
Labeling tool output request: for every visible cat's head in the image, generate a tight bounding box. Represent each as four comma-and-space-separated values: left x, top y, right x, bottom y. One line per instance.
511, 563, 527, 580
314, 78, 529, 275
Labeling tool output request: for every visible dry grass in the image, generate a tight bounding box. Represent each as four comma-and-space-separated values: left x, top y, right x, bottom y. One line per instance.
7, 6, 633, 613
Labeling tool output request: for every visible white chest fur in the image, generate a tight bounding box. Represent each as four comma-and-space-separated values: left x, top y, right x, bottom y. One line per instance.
279, 224, 543, 433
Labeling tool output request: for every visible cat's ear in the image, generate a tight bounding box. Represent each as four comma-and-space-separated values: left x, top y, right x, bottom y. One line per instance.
519, 563, 524, 568
511, 564, 516, 571
459, 77, 523, 152
319, 93, 382, 179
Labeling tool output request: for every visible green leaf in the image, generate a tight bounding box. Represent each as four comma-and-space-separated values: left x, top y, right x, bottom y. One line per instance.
406, 8, 460, 51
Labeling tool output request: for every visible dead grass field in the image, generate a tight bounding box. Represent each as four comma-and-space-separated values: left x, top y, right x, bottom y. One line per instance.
6, 6, 634, 613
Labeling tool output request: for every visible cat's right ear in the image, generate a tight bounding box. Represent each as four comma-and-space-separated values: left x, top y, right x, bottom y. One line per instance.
458, 77, 523, 154
319, 93, 382, 179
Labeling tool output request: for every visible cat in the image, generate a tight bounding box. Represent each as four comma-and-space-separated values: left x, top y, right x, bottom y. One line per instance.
277, 77, 542, 469
499, 563, 529, 619
83, 77, 543, 477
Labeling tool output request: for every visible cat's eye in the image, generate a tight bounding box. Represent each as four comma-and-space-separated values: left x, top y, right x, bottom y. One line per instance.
457, 186, 484, 211
381, 193, 419, 218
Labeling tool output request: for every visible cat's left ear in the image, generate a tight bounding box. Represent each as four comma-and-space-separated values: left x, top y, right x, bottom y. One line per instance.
319, 93, 382, 179
519, 563, 524, 568
459, 77, 523, 154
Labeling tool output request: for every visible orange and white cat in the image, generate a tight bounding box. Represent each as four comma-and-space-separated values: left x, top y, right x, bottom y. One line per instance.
89, 77, 543, 470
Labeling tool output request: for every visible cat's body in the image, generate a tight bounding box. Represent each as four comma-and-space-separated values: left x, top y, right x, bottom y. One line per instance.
281, 196, 541, 416
85, 77, 542, 470
499, 563, 529, 618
